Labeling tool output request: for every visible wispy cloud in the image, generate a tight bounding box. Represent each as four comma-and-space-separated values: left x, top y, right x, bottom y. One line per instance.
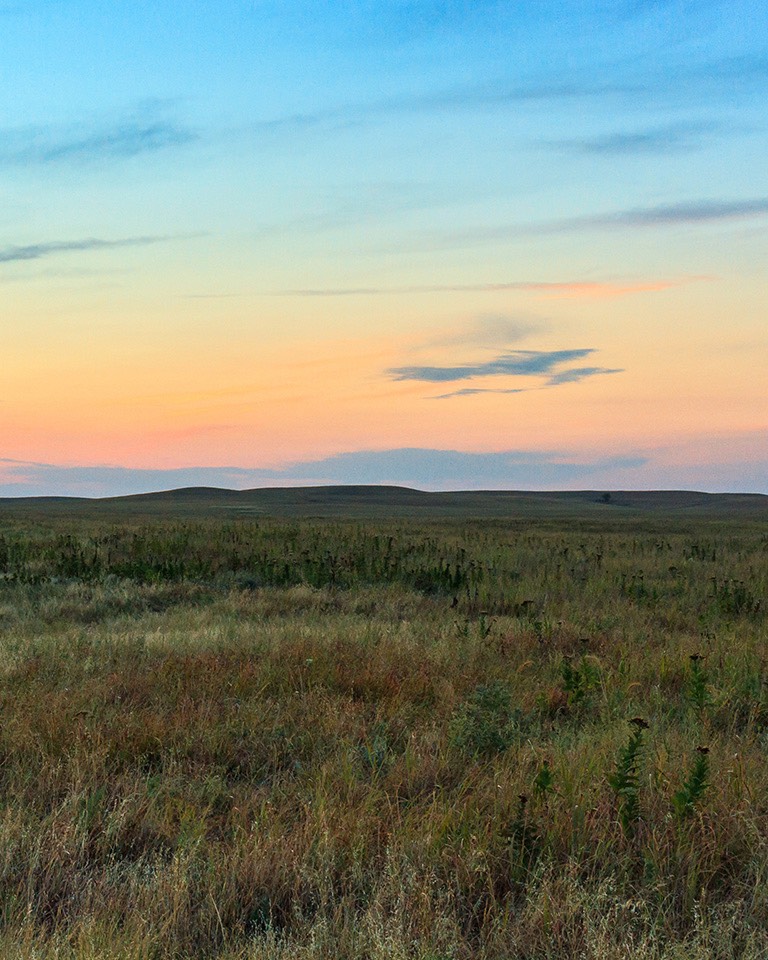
545, 120, 721, 155
271, 276, 706, 299
389, 343, 624, 396
389, 348, 596, 383
582, 198, 768, 228
0, 234, 191, 265
431, 387, 528, 399
424, 314, 544, 349
256, 44, 768, 137
441, 198, 768, 248
547, 365, 623, 385
251, 45, 767, 140
0, 118, 197, 167
429, 364, 623, 397
253, 78, 639, 137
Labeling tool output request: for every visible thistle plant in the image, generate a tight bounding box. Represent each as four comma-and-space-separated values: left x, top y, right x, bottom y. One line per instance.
686, 654, 711, 712
608, 717, 648, 835
560, 654, 600, 708
672, 746, 710, 819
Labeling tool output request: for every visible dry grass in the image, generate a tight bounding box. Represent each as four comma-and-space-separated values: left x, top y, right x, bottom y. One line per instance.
0, 515, 766, 957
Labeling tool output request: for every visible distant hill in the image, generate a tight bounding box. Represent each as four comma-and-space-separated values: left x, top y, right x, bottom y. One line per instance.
1, 485, 767, 522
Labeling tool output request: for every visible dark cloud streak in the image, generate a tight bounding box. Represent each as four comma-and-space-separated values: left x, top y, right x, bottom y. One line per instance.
431, 387, 527, 399
545, 120, 720, 155
547, 366, 624, 385
429, 365, 624, 397
269, 276, 706, 297
443, 198, 768, 248
389, 349, 595, 383
0, 119, 197, 167
0, 235, 188, 265
589, 198, 768, 227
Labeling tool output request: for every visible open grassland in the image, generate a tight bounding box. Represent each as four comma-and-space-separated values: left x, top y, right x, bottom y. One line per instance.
0, 504, 767, 958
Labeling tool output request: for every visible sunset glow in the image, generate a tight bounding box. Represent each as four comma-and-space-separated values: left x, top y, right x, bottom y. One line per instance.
2, 1, 767, 495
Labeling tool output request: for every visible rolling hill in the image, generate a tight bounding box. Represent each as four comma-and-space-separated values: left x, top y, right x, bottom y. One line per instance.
1, 485, 767, 521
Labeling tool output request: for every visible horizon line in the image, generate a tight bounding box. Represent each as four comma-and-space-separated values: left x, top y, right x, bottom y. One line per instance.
1, 483, 767, 503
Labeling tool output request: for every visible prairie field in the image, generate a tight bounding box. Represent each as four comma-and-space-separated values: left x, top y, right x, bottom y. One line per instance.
0, 495, 767, 959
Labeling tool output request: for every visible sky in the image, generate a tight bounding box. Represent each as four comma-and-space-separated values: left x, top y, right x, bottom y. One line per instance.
1, 0, 767, 496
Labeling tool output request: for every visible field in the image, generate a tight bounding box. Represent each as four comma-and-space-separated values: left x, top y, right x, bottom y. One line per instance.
0, 488, 767, 958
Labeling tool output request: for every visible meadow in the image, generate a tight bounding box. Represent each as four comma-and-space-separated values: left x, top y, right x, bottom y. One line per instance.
0, 494, 767, 958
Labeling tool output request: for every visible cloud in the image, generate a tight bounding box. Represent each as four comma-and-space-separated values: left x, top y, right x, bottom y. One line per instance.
283, 449, 647, 489
425, 314, 544, 349
547, 366, 624, 385
253, 77, 639, 138
389, 343, 624, 395
389, 348, 595, 382
251, 42, 768, 141
584, 198, 768, 228
6, 441, 768, 496
440, 198, 768, 248
383, 79, 635, 111
427, 362, 623, 396
0, 118, 197, 166
431, 387, 527, 399
271, 276, 708, 299
0, 234, 190, 265
252, 81, 635, 146
0, 449, 649, 497
0, 460, 267, 499
545, 120, 720, 155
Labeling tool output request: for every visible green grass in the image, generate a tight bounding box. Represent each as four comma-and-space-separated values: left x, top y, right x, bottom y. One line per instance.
0, 498, 766, 958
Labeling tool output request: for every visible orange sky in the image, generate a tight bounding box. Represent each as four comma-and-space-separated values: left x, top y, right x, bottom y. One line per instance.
2, 1, 767, 494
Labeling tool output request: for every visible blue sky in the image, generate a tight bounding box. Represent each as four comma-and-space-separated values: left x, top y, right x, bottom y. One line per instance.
2, 0, 767, 495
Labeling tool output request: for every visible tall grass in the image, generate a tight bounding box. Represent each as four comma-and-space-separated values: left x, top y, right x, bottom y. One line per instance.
0, 514, 766, 957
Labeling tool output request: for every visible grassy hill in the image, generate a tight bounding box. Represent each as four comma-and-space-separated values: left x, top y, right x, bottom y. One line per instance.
1, 484, 767, 522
